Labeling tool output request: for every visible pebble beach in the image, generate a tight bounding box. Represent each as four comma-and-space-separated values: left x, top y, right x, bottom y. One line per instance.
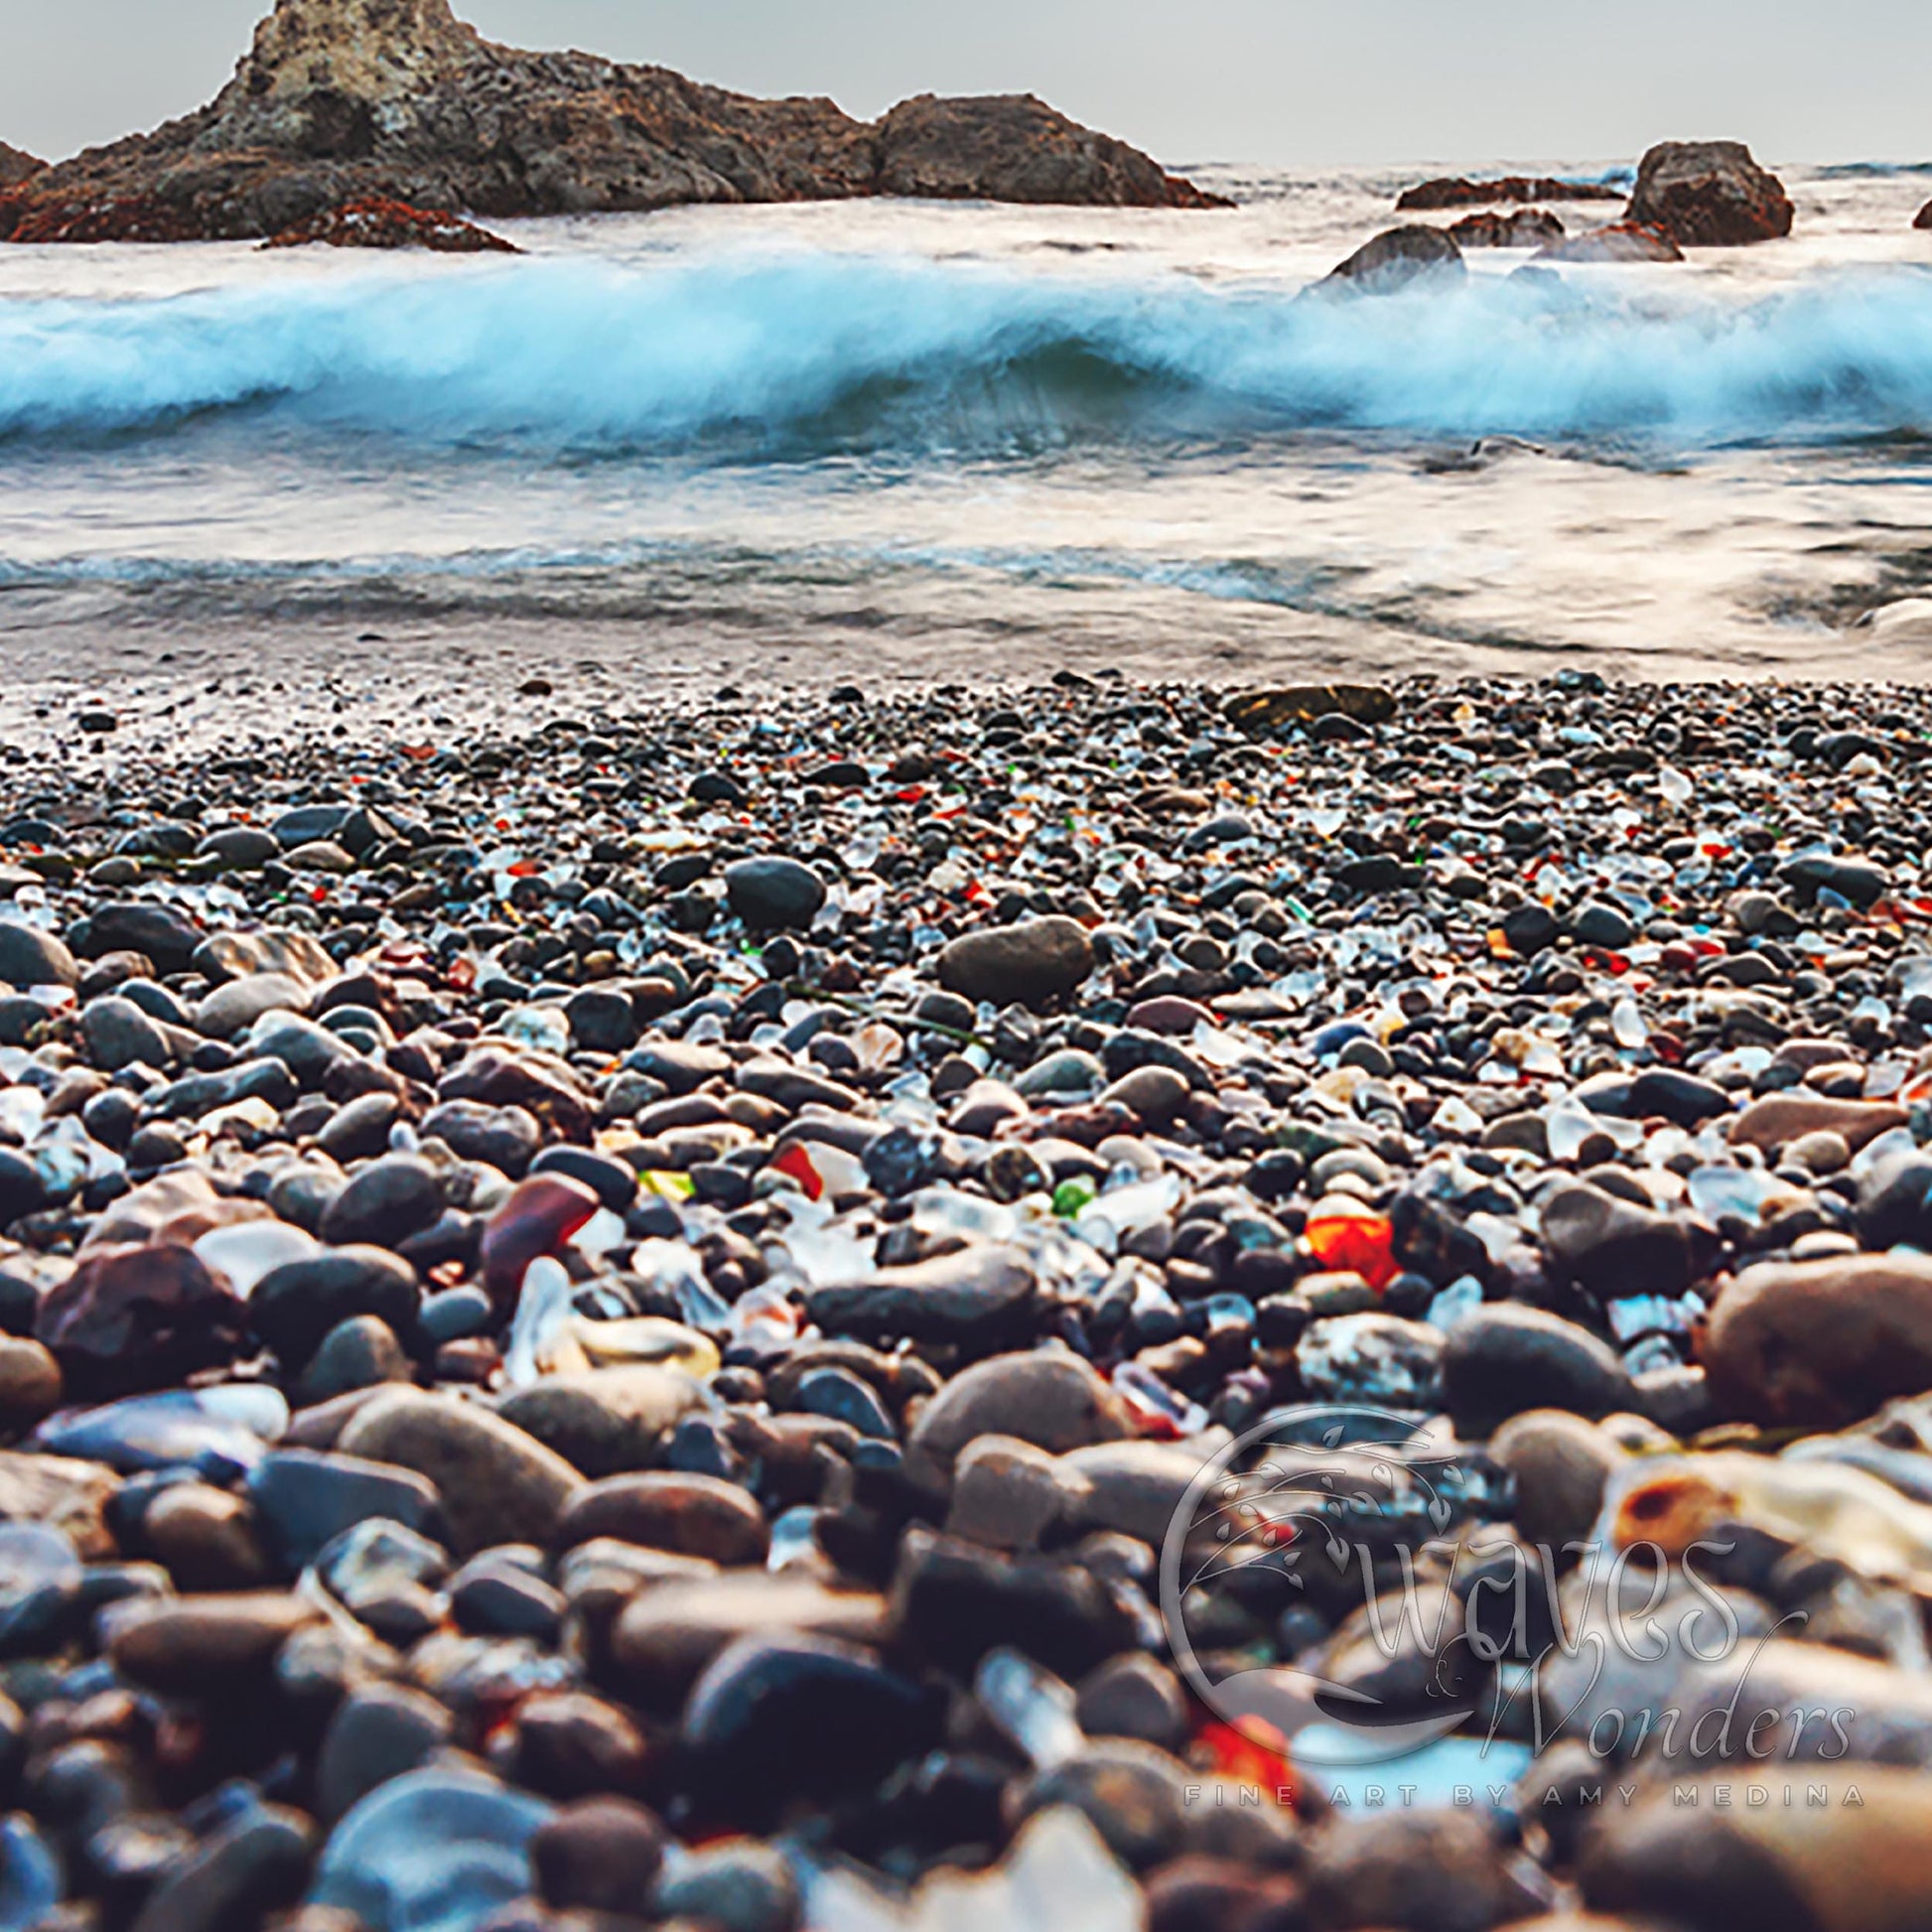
0, 666, 1926, 1927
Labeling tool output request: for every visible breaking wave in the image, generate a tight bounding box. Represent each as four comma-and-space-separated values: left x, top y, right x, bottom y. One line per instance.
8, 251, 1932, 454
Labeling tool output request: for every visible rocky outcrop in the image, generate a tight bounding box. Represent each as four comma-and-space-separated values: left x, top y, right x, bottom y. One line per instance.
1535, 221, 1684, 264
1916, 200, 1932, 231
1622, 140, 1791, 245
0, 0, 1226, 244
1396, 175, 1620, 211
1449, 207, 1564, 248
1324, 225, 1465, 293
262, 194, 518, 251
0, 143, 42, 188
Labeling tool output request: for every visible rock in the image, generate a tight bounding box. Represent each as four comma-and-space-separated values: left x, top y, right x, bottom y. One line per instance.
1623, 140, 1794, 246
1623, 1068, 1731, 1127
563, 986, 638, 1054
318, 1155, 445, 1248
197, 825, 282, 868
871, 92, 1228, 207
892, 1528, 1142, 1678
1581, 1766, 1932, 1932
264, 193, 519, 250
420, 1098, 541, 1174
141, 1481, 271, 1588
1729, 1093, 1907, 1155
497, 1366, 707, 1477
1223, 684, 1398, 729
129, 1799, 314, 1932
530, 1796, 667, 1913
1490, 1410, 1626, 1549
1535, 222, 1684, 263
1396, 175, 1623, 210
102, 1590, 319, 1692
71, 901, 202, 973
681, 1635, 935, 1818
1100, 1063, 1190, 1124
946, 1434, 1093, 1550
0, 1338, 60, 1433
1918, 201, 1932, 231
337, 1388, 586, 1554
613, 1575, 891, 1699
556, 1471, 769, 1565
82, 995, 176, 1072
937, 915, 1095, 1007
250, 1246, 421, 1366
1076, 1652, 1191, 1751
2, 0, 1223, 243
1305, 1810, 1522, 1932
1441, 1305, 1634, 1432
904, 1349, 1132, 1485
1005, 1739, 1193, 1870
0, 1450, 120, 1557
0, 143, 43, 188
246, 1446, 441, 1570
1061, 1439, 1216, 1545
805, 1244, 1037, 1346
1539, 1178, 1703, 1299
1449, 207, 1565, 248
36, 1243, 248, 1395
1699, 1252, 1932, 1428
316, 1683, 456, 1823
0, 921, 75, 990
301, 1313, 414, 1400
195, 971, 312, 1037
1324, 225, 1465, 292
723, 858, 827, 931
194, 927, 337, 983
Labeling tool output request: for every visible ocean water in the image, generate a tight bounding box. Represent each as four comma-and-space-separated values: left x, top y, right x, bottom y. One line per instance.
7, 162, 1932, 680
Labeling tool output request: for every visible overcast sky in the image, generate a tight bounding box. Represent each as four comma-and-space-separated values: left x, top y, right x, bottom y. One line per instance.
6, 0, 1929, 171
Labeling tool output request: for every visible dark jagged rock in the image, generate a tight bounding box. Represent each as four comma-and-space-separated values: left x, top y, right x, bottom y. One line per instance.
1323, 224, 1465, 293
0, 143, 43, 189
1623, 140, 1793, 245
262, 193, 519, 251
1, 0, 1226, 245
1396, 174, 1622, 211
1449, 207, 1564, 248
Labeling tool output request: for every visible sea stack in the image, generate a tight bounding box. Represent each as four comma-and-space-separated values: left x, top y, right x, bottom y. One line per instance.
1623, 140, 1792, 244
0, 0, 1228, 243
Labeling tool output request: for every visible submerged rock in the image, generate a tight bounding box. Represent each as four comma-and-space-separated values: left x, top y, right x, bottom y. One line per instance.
1324, 224, 1466, 292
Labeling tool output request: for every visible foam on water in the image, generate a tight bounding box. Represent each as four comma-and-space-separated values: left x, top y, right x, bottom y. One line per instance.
9, 250, 1932, 453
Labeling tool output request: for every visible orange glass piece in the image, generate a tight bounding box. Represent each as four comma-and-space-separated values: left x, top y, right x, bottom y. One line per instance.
1304, 1205, 1398, 1290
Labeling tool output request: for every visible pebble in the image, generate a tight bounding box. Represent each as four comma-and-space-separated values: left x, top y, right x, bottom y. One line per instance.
4, 671, 1932, 1921
1700, 1251, 1932, 1426
723, 857, 827, 931
1442, 1304, 1636, 1431
337, 1389, 586, 1554
937, 915, 1096, 1008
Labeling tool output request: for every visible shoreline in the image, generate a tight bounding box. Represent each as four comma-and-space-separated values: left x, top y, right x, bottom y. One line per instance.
0, 610, 1910, 769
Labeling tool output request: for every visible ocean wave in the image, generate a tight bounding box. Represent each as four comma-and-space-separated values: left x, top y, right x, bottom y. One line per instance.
8, 252, 1932, 454
1815, 160, 1932, 179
